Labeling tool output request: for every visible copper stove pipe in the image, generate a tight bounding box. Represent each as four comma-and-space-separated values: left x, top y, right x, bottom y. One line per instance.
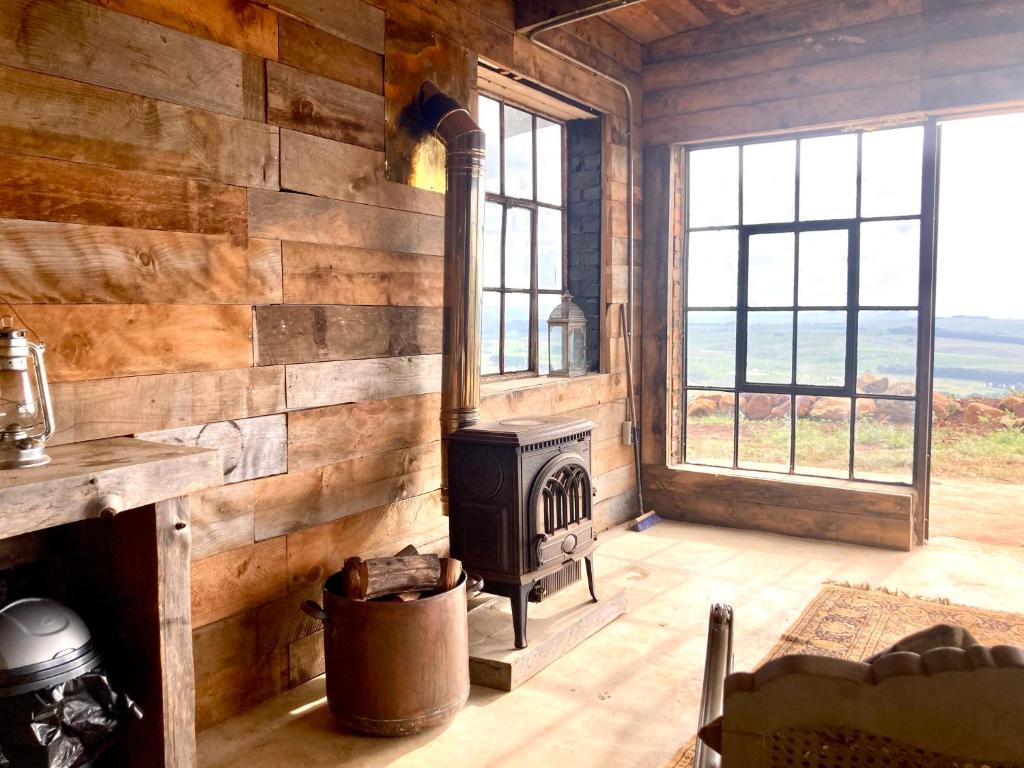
419, 82, 486, 515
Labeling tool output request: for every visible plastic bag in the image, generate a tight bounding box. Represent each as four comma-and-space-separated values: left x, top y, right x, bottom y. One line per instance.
0, 670, 141, 768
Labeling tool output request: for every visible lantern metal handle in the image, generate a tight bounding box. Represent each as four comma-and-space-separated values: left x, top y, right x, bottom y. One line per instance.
28, 341, 55, 442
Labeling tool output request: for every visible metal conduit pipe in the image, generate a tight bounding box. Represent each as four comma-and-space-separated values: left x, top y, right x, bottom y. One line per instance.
525, 8, 645, 521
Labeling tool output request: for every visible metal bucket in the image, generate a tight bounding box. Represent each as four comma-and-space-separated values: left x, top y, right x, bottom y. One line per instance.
302, 571, 470, 737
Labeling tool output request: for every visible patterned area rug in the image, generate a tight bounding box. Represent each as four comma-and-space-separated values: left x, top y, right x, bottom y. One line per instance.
667, 583, 1024, 768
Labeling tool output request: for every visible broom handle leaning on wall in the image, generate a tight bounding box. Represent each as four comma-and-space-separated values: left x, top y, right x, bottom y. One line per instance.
620, 303, 644, 516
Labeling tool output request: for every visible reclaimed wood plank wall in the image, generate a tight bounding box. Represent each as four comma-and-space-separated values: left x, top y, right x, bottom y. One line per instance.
0, 0, 642, 728
642, 0, 1024, 145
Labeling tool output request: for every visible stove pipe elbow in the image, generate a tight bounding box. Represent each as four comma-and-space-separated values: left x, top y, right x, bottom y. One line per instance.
420, 82, 485, 516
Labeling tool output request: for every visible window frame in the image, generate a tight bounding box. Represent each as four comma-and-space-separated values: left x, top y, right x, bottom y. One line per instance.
479, 93, 569, 381
682, 124, 933, 486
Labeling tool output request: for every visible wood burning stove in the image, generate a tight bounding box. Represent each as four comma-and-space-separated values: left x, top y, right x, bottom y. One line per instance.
448, 415, 598, 649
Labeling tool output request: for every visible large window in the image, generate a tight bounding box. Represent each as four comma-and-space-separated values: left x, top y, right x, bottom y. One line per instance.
683, 126, 927, 485
478, 94, 566, 377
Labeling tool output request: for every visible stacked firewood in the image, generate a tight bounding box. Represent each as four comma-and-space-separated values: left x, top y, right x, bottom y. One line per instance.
340, 545, 463, 602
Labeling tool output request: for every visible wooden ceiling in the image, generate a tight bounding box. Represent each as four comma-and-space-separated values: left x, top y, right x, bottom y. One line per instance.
599, 0, 810, 44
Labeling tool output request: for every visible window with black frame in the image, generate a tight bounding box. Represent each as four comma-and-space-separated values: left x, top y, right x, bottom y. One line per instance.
478, 94, 566, 377
683, 126, 926, 484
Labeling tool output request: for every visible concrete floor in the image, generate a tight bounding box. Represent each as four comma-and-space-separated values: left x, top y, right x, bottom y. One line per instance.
198, 521, 1024, 768
929, 476, 1024, 547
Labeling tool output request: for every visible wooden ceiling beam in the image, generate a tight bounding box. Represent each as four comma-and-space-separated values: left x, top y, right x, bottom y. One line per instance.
515, 0, 652, 34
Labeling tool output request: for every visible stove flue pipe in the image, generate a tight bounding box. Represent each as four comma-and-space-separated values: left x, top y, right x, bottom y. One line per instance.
419, 82, 486, 515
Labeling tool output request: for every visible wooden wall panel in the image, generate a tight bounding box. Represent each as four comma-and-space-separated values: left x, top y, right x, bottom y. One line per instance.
248, 189, 444, 254
0, 65, 278, 189
0, 0, 245, 116
50, 367, 286, 445
137, 414, 287, 485
278, 16, 382, 93
191, 537, 288, 628
254, 441, 442, 538
254, 304, 442, 365
0, 221, 281, 305
280, 129, 443, 215
87, 0, 279, 59
257, 0, 385, 53
0, 153, 248, 237
286, 354, 443, 410
281, 242, 442, 306
287, 392, 440, 472
12, 304, 253, 382
266, 61, 384, 150
191, 482, 257, 561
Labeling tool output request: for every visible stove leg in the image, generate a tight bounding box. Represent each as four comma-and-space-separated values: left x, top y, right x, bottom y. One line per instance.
511, 582, 533, 649
585, 555, 598, 602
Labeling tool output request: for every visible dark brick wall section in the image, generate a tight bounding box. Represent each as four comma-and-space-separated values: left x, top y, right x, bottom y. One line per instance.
567, 117, 602, 370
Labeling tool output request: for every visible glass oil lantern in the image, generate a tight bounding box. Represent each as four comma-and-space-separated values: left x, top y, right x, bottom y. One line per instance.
0, 316, 55, 469
547, 293, 588, 378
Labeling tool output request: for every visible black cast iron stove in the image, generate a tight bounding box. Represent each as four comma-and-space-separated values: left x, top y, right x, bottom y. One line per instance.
448, 415, 598, 649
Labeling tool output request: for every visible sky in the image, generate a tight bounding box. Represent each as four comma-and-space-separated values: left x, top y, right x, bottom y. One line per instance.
936, 111, 1024, 320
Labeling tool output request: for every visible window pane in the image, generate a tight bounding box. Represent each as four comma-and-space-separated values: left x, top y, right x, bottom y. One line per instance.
746, 311, 793, 384
798, 229, 848, 306
686, 311, 736, 388
799, 133, 857, 221
797, 311, 846, 386
503, 292, 530, 372
537, 207, 562, 290
538, 293, 561, 375
482, 291, 501, 375
483, 202, 502, 288
536, 118, 562, 205
505, 207, 531, 289
504, 106, 533, 199
861, 126, 923, 217
686, 390, 734, 467
479, 96, 501, 194
748, 233, 794, 308
796, 397, 850, 478
738, 393, 790, 473
854, 398, 914, 483
687, 230, 738, 308
858, 310, 917, 395
689, 146, 738, 228
860, 220, 920, 306
743, 140, 796, 225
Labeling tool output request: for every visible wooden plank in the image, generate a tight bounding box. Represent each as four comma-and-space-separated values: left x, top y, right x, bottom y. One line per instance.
12, 304, 254, 383
476, 66, 594, 122
254, 441, 441, 538
0, 152, 248, 237
287, 392, 440, 472
50, 366, 286, 446
154, 497, 198, 767
480, 372, 627, 422
0, 220, 281, 305
592, 436, 633, 477
191, 537, 288, 628
592, 488, 638, 532
0, 64, 278, 189
377, 0, 512, 64
0, 438, 221, 541
0, 0, 245, 116
286, 354, 442, 410
278, 16, 382, 93
191, 482, 257, 560
192, 609, 288, 730
267, 61, 384, 150
594, 462, 635, 505
248, 189, 444, 254
288, 631, 324, 687
87, 0, 278, 58
255, 304, 442, 366
515, 0, 649, 32
566, 16, 642, 73
138, 414, 287, 485
644, 0, 922, 63
285, 489, 448, 593
281, 241, 442, 306
243, 54, 268, 123
280, 129, 443, 215
255, 0, 385, 54
639, 144, 674, 468
512, 35, 626, 114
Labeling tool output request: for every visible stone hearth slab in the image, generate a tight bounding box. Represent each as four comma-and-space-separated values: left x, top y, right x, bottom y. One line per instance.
468, 580, 628, 691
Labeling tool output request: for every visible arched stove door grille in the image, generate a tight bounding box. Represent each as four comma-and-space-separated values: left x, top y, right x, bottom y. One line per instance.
529, 452, 594, 570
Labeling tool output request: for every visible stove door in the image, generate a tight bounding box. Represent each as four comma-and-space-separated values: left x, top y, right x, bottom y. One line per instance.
529, 452, 595, 571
